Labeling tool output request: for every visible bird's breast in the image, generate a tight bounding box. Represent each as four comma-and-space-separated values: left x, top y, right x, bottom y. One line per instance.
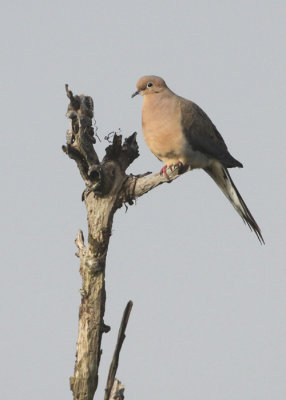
142, 95, 188, 164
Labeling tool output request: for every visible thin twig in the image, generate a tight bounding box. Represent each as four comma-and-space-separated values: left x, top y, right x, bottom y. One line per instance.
104, 301, 133, 400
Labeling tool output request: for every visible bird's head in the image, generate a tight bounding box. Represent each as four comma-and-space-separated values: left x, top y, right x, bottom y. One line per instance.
131, 76, 167, 98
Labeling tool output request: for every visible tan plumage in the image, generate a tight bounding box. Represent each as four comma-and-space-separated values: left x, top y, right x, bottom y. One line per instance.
132, 75, 264, 244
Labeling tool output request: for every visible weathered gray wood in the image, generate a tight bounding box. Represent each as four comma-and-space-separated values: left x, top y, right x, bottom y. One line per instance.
64, 86, 188, 400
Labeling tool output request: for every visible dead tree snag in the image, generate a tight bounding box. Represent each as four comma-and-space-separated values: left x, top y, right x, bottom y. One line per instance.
63, 85, 187, 400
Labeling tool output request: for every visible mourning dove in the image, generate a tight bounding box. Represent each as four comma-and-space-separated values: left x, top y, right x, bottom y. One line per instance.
132, 75, 264, 244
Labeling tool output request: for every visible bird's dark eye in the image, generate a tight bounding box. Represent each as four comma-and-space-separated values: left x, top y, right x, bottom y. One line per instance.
147, 82, 153, 88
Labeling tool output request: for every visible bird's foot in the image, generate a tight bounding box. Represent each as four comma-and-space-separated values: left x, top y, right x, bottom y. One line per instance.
160, 164, 169, 177
160, 161, 187, 177
175, 161, 189, 174
173, 161, 186, 173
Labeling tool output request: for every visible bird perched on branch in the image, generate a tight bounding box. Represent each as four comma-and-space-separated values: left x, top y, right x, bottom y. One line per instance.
132, 75, 264, 244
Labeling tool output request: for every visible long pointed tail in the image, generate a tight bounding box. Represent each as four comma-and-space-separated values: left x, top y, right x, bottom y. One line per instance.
204, 162, 264, 244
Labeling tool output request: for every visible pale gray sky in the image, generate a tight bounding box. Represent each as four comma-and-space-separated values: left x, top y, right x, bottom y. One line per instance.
1, 1, 285, 399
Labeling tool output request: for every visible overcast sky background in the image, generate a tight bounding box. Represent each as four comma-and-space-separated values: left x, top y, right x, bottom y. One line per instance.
1, 1, 285, 399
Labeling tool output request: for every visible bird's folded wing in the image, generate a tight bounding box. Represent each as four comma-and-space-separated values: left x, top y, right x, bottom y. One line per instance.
180, 99, 242, 168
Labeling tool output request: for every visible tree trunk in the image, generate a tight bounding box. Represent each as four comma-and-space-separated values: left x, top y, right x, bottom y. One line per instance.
63, 85, 187, 399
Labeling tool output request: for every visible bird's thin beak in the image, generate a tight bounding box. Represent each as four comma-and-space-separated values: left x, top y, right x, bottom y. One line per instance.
131, 90, 139, 98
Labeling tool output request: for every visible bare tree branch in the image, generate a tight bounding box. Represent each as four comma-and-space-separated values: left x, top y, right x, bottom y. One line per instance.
121, 165, 190, 204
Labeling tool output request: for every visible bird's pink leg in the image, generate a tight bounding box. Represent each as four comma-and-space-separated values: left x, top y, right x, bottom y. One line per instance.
160, 161, 186, 177
160, 164, 169, 177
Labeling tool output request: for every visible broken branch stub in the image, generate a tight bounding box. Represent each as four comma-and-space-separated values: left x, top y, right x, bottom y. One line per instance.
64, 85, 140, 198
